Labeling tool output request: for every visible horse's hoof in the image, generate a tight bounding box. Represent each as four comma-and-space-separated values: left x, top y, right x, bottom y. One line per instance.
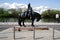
20, 25, 22, 27
24, 25, 26, 27
31, 25, 35, 27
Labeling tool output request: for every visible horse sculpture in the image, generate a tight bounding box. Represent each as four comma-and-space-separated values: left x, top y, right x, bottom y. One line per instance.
18, 11, 41, 27
18, 3, 41, 27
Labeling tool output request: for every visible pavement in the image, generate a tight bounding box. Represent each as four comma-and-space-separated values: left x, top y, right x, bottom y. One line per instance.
1, 22, 60, 31
0, 22, 60, 40
0, 27, 60, 40
0, 22, 60, 25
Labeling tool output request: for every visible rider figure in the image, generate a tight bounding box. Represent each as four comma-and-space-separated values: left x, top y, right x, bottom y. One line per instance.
27, 3, 33, 17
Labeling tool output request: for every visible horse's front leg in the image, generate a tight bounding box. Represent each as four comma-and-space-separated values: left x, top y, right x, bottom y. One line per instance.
18, 21, 22, 26
18, 18, 22, 27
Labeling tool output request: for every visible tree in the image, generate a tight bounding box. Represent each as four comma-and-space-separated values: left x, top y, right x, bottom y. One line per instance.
0, 8, 4, 14
41, 9, 60, 19
0, 8, 9, 18
17, 8, 22, 14
8, 9, 18, 18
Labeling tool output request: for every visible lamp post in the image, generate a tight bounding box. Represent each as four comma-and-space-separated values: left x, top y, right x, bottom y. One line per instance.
33, 26, 35, 40
9, 11, 16, 40
53, 14, 59, 40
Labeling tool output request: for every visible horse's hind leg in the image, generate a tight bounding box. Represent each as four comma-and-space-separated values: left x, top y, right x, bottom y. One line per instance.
23, 21, 26, 27
31, 19, 35, 27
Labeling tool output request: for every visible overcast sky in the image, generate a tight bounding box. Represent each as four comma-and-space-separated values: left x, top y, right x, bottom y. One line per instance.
0, 0, 60, 8
0, 0, 60, 13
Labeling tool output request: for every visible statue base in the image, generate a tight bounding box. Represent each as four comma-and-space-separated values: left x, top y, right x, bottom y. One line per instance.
14, 26, 49, 31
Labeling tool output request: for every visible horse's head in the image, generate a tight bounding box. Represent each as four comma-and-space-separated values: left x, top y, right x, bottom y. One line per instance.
36, 14, 41, 22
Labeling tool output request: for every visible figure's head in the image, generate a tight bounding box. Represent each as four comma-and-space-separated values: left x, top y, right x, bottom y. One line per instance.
28, 3, 31, 8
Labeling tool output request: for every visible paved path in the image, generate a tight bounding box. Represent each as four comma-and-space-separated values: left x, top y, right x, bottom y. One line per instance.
0, 22, 60, 31
0, 22, 60, 40
0, 28, 60, 40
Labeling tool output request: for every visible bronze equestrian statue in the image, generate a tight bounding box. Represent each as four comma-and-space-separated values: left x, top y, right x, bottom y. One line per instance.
18, 3, 41, 27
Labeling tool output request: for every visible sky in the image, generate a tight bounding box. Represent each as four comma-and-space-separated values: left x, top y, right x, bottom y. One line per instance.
0, 0, 60, 13
0, 0, 60, 8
